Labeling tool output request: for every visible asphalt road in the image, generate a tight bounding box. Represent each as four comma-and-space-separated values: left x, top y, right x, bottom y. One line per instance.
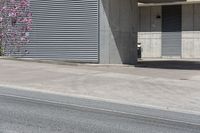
0, 89, 200, 133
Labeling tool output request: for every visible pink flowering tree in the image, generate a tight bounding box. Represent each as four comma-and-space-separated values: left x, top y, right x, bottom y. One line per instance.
0, 0, 31, 56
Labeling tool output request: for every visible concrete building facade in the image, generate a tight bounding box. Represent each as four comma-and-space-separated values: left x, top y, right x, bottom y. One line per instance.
11, 0, 138, 65
138, 0, 200, 59
5, 0, 200, 63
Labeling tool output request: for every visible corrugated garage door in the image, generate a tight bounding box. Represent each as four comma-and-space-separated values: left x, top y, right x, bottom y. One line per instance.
162, 5, 182, 57
19, 0, 99, 62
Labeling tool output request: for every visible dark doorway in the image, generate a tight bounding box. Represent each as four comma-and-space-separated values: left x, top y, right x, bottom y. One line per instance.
162, 5, 182, 57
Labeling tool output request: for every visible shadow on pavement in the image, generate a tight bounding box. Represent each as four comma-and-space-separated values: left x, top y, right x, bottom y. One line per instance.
135, 60, 200, 70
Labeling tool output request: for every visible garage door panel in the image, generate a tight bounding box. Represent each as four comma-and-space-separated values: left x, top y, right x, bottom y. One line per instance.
14, 0, 99, 63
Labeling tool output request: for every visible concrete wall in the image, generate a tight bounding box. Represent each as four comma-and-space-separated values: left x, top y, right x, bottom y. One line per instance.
139, 0, 200, 3
138, 4, 200, 59
181, 4, 200, 58
99, 0, 138, 64
139, 0, 186, 3
138, 6, 162, 58
187, 0, 200, 2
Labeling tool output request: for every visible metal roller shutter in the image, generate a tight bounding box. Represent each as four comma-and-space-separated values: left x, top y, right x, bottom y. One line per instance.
17, 0, 99, 62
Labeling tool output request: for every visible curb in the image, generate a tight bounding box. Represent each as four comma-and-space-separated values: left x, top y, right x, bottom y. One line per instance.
0, 57, 134, 68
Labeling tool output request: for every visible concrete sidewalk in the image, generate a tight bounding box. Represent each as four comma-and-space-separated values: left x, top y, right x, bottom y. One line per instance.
0, 59, 200, 114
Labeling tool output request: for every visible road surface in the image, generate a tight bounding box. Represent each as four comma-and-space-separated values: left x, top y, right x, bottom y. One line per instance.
0, 88, 200, 133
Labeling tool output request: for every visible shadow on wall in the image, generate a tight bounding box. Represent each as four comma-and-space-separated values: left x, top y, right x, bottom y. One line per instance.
136, 60, 200, 70
101, 0, 137, 64
139, 4, 200, 33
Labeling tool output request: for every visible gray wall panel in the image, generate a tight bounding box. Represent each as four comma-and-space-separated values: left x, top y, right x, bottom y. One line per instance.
162, 5, 182, 57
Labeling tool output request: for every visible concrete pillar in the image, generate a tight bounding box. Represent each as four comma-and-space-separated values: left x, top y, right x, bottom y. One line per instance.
99, 0, 138, 64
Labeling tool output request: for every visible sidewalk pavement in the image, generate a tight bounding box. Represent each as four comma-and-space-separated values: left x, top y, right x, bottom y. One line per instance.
0, 59, 200, 114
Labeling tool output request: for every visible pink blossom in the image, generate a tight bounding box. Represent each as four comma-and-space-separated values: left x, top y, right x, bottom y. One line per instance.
27, 12, 32, 17
0, 17, 3, 23
0, 0, 31, 55
20, 37, 25, 41
10, 0, 16, 3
